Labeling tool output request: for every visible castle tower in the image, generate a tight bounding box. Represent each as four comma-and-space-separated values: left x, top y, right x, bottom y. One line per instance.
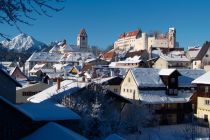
141, 32, 148, 50
168, 27, 176, 48
77, 28, 88, 49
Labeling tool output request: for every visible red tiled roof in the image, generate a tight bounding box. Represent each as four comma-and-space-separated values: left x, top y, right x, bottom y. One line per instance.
119, 29, 141, 39
101, 50, 115, 61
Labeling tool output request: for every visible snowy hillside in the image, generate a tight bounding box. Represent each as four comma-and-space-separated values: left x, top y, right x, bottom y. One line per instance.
1, 33, 47, 52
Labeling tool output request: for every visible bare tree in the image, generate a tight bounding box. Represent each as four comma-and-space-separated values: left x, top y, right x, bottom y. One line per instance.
0, 0, 64, 39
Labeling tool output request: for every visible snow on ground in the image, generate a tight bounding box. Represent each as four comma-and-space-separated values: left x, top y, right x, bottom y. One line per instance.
124, 124, 210, 140
22, 122, 87, 140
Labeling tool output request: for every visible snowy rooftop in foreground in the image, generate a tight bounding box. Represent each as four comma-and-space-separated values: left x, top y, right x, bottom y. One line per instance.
0, 97, 80, 121
21, 80, 88, 121
192, 71, 210, 85
131, 68, 165, 87
22, 122, 87, 140
159, 69, 176, 76
178, 69, 205, 87
17, 102, 80, 121
139, 90, 193, 104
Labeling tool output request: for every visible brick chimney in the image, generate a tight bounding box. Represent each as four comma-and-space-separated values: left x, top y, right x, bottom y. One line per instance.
57, 76, 61, 90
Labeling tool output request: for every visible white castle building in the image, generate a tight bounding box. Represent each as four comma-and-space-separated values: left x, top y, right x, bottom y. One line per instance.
114, 27, 176, 51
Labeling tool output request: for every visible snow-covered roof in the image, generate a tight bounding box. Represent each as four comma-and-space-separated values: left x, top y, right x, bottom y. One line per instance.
47, 73, 62, 79
1, 61, 13, 67
85, 58, 96, 63
27, 80, 86, 103
187, 47, 201, 59
9, 67, 16, 75
23, 122, 87, 140
159, 69, 176, 76
139, 90, 193, 104
93, 77, 116, 84
17, 102, 80, 121
109, 62, 117, 68
178, 69, 205, 87
60, 52, 95, 62
160, 51, 190, 62
84, 72, 91, 79
130, 68, 205, 88
29, 63, 46, 73
192, 71, 210, 84
0, 97, 80, 121
104, 134, 125, 140
131, 68, 165, 88
0, 68, 22, 87
27, 52, 63, 62
21, 80, 88, 121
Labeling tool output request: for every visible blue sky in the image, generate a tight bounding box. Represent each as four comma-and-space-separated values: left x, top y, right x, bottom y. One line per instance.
1, 0, 210, 49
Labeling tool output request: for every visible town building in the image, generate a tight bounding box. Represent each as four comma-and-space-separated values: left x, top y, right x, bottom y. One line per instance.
193, 41, 210, 69
0, 68, 22, 103
192, 71, 210, 125
153, 49, 190, 69
114, 28, 177, 51
16, 82, 51, 103
10, 66, 28, 81
114, 29, 141, 51
120, 68, 204, 124
77, 28, 88, 50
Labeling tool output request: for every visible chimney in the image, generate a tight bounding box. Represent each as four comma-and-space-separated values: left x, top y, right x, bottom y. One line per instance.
57, 76, 61, 90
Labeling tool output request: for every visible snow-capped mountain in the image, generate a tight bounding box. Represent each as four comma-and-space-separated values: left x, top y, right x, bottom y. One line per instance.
1, 33, 47, 52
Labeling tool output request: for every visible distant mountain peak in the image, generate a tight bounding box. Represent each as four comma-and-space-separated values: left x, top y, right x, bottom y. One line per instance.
1, 33, 47, 52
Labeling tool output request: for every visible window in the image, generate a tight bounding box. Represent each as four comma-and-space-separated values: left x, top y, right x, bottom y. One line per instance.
128, 77, 131, 82
205, 100, 210, 105
171, 78, 175, 83
127, 89, 129, 92
130, 89, 132, 93
133, 90, 135, 100
22, 91, 40, 96
204, 114, 208, 122
124, 89, 125, 92
114, 89, 118, 93
205, 86, 209, 93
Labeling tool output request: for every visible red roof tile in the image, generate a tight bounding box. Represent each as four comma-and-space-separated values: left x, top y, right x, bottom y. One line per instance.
101, 50, 116, 61
119, 29, 141, 39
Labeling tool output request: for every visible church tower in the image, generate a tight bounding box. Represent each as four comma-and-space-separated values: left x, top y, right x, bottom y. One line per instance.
77, 28, 88, 49
168, 27, 176, 48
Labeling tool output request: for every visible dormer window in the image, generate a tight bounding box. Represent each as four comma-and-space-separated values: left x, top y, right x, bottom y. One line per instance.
171, 78, 175, 83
